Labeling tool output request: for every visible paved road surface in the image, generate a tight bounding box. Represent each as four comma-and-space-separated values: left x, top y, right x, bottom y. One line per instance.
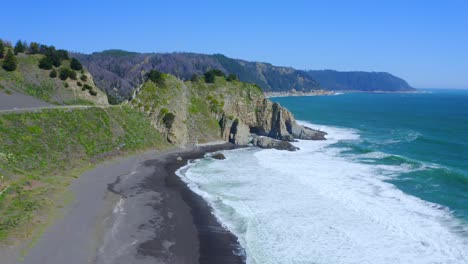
0, 91, 51, 111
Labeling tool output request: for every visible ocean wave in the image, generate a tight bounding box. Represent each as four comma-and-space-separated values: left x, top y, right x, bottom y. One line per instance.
176, 122, 468, 264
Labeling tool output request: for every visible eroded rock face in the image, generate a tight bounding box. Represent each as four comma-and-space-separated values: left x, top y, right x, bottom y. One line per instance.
243, 100, 326, 142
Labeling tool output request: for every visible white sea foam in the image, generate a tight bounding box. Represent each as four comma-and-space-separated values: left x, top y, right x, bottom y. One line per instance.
176, 122, 468, 264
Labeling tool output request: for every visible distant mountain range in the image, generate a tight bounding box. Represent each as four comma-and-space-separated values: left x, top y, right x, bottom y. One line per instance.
307, 70, 414, 92
73, 51, 415, 101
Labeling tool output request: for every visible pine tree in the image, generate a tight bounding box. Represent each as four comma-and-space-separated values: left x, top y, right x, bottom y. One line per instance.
29, 42, 40, 54
2, 50, 18, 71
70, 58, 83, 71
14, 40, 26, 55
0, 40, 4, 59
38, 56, 53, 70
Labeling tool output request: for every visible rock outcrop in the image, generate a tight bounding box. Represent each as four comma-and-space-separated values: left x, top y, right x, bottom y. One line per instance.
130, 74, 327, 151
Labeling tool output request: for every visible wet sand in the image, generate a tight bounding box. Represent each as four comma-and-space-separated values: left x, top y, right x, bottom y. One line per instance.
1, 143, 244, 264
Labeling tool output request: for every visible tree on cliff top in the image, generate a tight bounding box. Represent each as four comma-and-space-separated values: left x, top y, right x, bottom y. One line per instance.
0, 40, 4, 59
2, 50, 18, 71
14, 40, 26, 55
146, 70, 165, 85
29, 42, 40, 54
70, 58, 83, 71
204, 69, 225, 83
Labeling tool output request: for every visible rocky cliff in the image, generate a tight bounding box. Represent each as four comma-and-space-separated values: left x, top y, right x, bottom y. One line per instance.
129, 74, 326, 151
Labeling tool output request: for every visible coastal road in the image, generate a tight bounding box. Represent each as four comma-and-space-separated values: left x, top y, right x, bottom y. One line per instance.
0, 104, 106, 114
0, 91, 113, 113
0, 91, 51, 111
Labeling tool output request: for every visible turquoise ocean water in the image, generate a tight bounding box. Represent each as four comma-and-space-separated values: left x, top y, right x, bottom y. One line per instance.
177, 89, 468, 264
274, 90, 468, 223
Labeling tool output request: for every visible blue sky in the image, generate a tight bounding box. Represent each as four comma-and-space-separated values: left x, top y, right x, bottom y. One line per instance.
3, 0, 467, 88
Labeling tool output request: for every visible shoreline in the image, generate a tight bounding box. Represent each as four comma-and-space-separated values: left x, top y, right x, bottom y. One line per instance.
264, 90, 336, 98
1, 143, 245, 264
156, 143, 245, 263
101, 142, 245, 263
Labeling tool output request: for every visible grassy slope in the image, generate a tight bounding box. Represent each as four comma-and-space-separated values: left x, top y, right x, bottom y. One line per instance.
0, 106, 168, 242
0, 53, 107, 105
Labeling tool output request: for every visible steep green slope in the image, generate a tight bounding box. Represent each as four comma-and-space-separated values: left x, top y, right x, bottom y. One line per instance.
0, 52, 108, 105
0, 106, 168, 242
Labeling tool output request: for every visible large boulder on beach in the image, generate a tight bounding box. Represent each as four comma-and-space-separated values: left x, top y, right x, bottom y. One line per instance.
251, 135, 299, 151
211, 153, 226, 160
290, 123, 327, 140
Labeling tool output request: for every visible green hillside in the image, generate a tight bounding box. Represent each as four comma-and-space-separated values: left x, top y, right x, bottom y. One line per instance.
0, 42, 108, 106
0, 106, 168, 242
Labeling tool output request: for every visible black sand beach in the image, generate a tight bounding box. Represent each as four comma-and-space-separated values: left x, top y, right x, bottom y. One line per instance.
1, 143, 244, 264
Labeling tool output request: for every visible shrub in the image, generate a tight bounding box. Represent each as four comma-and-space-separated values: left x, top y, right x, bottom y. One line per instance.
210, 99, 224, 113
14, 40, 26, 55
77, 81, 82, 87
69, 70, 77, 80
64, 82, 69, 88
39, 56, 53, 70
146, 70, 165, 85
49, 69, 57, 78
83, 84, 92, 90
89, 90, 97, 96
59, 67, 75, 80
80, 74, 87, 82
162, 112, 176, 129
107, 92, 119, 105
226, 74, 238, 82
70, 58, 83, 71
2, 50, 17, 71
204, 69, 225, 83
190, 74, 199, 82
159, 108, 169, 117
